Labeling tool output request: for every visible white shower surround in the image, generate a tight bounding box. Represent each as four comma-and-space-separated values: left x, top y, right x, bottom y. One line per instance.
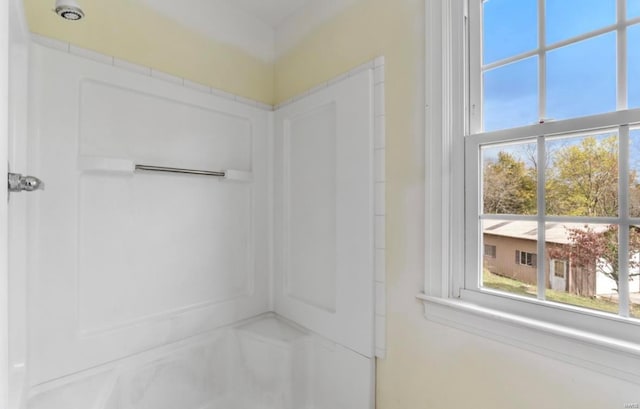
23, 37, 386, 409
27, 314, 371, 409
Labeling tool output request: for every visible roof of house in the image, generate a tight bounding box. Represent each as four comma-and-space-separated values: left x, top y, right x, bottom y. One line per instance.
483, 220, 611, 244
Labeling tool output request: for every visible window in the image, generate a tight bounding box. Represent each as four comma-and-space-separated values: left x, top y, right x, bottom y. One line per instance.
423, 0, 640, 379
515, 250, 536, 267
484, 244, 496, 258
467, 0, 640, 320
552, 259, 566, 278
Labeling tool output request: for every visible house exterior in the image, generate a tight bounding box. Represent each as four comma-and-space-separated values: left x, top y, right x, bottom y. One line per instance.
482, 220, 640, 297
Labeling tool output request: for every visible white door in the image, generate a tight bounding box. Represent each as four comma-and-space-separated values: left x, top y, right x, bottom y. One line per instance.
273, 70, 375, 358
5, 0, 31, 408
550, 259, 567, 291
0, 2, 10, 407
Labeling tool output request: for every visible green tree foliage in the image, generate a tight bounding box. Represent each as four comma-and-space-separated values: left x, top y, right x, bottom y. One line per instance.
546, 135, 618, 217
484, 135, 640, 295
483, 135, 640, 217
630, 175, 640, 217
483, 151, 536, 214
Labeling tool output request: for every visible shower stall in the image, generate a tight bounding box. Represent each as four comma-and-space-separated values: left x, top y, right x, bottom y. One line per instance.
2, 1, 385, 408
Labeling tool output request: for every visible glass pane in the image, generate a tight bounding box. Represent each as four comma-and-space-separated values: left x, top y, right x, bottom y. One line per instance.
482, 142, 537, 215
630, 0, 640, 19
631, 226, 640, 319
546, 0, 615, 44
483, 0, 538, 64
482, 219, 538, 299
546, 223, 620, 315
630, 129, 640, 217
546, 132, 619, 217
547, 33, 616, 120
629, 24, 640, 109
483, 57, 538, 131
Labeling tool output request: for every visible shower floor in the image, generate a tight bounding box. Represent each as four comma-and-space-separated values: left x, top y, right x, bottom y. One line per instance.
27, 313, 372, 409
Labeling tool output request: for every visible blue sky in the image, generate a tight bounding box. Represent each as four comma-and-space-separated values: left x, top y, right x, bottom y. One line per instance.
482, 0, 640, 132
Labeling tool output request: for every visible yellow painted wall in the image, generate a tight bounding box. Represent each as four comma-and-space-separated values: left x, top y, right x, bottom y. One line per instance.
22, 0, 274, 105
275, 1, 640, 408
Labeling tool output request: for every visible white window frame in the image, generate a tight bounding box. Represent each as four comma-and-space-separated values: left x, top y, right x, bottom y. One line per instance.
515, 250, 536, 267
422, 0, 640, 383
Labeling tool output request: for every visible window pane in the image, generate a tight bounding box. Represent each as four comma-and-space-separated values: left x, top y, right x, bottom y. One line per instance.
631, 226, 640, 319
483, 57, 538, 131
630, 129, 640, 217
546, 0, 615, 44
547, 33, 616, 120
484, 244, 497, 258
629, 24, 640, 109
546, 223, 620, 315
546, 132, 619, 217
482, 219, 538, 299
482, 142, 538, 215
630, 0, 640, 19
483, 0, 538, 64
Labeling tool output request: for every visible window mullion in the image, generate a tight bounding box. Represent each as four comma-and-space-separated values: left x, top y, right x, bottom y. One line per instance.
464, 135, 481, 292
619, 124, 631, 317
469, 0, 482, 133
538, 0, 546, 121
618, 0, 627, 110
485, 22, 629, 73
537, 135, 546, 300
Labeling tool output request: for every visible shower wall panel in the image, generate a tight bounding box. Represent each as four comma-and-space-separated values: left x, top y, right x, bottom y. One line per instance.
273, 69, 375, 358
77, 81, 254, 333
27, 44, 271, 385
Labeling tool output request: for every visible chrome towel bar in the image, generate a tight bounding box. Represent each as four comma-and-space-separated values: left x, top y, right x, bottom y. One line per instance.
78, 156, 253, 182
135, 164, 226, 177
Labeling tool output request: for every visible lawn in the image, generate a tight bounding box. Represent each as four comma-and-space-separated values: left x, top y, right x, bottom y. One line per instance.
483, 270, 640, 318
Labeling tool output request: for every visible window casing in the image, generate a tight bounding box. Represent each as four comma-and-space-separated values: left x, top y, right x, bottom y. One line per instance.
460, 0, 640, 342
423, 0, 640, 384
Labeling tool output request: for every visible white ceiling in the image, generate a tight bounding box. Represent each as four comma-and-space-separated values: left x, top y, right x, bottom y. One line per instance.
225, 0, 311, 27
139, 0, 313, 62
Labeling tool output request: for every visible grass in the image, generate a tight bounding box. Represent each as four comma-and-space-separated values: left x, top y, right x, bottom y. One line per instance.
483, 269, 640, 318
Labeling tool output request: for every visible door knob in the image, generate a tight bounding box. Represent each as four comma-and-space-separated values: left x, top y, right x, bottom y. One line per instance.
8, 172, 44, 192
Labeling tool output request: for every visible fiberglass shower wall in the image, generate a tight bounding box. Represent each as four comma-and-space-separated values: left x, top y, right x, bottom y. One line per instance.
17, 39, 381, 409
27, 44, 271, 385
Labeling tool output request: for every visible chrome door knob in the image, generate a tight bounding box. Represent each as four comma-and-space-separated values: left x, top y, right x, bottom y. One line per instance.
8, 172, 44, 192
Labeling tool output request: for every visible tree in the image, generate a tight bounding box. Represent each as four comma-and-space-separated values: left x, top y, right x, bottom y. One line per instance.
630, 175, 640, 217
545, 136, 640, 293
486, 135, 640, 294
548, 225, 640, 294
483, 135, 638, 216
483, 151, 536, 214
546, 135, 618, 217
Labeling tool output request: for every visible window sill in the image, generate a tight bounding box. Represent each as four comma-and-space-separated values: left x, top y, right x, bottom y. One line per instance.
417, 293, 640, 384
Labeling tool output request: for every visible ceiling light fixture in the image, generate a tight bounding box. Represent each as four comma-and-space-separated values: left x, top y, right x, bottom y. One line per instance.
54, 0, 85, 21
